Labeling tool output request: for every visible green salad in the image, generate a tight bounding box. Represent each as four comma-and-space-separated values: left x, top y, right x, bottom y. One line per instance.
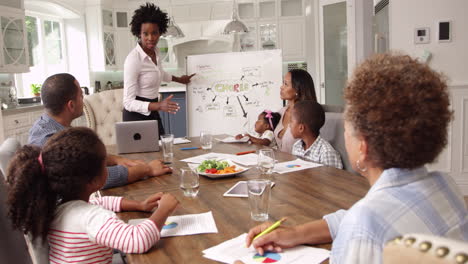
197, 160, 230, 172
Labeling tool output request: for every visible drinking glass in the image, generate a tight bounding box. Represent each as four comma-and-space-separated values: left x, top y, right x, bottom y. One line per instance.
247, 179, 271, 221
180, 168, 200, 197
257, 149, 275, 176
200, 131, 213, 150
161, 134, 174, 163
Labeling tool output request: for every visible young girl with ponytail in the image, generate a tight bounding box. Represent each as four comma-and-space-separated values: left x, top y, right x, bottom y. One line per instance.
7, 127, 178, 263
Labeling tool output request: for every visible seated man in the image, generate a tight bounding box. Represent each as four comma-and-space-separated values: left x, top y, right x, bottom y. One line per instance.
29, 73, 170, 189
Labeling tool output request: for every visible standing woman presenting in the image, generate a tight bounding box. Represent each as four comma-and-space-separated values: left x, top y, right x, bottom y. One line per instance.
123, 3, 194, 136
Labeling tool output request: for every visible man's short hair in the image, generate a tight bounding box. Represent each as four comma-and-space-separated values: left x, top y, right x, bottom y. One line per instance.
41, 73, 78, 115
292, 100, 325, 136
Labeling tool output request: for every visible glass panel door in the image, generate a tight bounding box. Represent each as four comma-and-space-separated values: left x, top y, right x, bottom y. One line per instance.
319, 0, 347, 106
1, 16, 26, 65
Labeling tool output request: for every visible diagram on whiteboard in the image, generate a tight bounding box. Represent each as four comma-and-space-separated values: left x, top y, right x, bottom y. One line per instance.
187, 50, 283, 137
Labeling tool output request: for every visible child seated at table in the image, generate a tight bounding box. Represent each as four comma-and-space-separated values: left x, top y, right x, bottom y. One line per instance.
236, 110, 281, 147
290, 101, 343, 169
7, 127, 179, 263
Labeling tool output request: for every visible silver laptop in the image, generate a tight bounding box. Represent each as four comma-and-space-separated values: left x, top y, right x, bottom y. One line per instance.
115, 120, 160, 154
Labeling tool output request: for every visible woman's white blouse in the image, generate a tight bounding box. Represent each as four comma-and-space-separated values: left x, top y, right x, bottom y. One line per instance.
123, 43, 172, 116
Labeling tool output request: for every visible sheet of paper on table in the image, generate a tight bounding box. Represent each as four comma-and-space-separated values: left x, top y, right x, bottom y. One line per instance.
216, 136, 250, 143
203, 233, 330, 264
273, 158, 323, 174
158, 137, 191, 146
129, 211, 218, 237
180, 152, 234, 163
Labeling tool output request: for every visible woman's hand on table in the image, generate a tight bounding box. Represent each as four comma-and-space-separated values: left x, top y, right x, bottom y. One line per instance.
148, 159, 172, 176
245, 222, 300, 255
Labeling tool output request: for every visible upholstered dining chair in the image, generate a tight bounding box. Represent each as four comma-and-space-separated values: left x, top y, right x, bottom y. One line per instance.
384, 233, 468, 264
83, 89, 123, 145
0, 137, 21, 179
320, 111, 353, 172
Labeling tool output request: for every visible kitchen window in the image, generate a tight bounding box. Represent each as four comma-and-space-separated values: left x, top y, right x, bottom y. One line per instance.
15, 13, 67, 97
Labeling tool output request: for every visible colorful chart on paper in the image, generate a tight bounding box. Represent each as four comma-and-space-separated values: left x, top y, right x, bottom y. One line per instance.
286, 164, 301, 168
253, 252, 282, 263
162, 221, 178, 230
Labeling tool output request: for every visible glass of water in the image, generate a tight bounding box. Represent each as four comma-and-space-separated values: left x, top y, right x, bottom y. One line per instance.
247, 179, 271, 221
200, 131, 213, 150
161, 134, 174, 163
258, 149, 275, 176
180, 168, 199, 197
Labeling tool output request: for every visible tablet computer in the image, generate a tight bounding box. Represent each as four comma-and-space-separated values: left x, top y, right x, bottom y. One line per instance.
223, 181, 275, 197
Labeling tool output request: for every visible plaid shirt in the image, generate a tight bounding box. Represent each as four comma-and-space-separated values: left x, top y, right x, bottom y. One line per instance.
29, 113, 128, 189
291, 136, 343, 169
324, 167, 468, 264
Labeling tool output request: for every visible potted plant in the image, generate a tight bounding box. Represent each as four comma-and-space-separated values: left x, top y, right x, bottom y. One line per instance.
31, 83, 42, 97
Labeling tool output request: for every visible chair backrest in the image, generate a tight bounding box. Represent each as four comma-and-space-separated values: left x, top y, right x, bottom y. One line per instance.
319, 112, 354, 172
384, 233, 468, 264
321, 104, 344, 113
83, 89, 123, 145
0, 177, 33, 264
0, 137, 21, 179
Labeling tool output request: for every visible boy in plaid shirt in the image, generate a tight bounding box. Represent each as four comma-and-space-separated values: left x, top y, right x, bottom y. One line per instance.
290, 101, 343, 169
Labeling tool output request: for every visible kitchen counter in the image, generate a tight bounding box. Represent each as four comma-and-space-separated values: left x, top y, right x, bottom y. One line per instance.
2, 102, 44, 116
159, 83, 186, 93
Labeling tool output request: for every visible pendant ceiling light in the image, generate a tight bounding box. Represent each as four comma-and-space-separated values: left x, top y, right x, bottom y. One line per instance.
223, 0, 249, 34
163, 16, 185, 38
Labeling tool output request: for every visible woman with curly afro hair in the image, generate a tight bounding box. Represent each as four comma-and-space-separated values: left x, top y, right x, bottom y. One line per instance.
241, 53, 467, 264
123, 3, 194, 136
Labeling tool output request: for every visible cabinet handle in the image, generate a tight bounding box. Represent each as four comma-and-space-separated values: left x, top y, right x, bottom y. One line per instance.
14, 120, 19, 124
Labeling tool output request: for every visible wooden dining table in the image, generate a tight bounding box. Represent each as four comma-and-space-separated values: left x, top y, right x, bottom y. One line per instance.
102, 136, 370, 264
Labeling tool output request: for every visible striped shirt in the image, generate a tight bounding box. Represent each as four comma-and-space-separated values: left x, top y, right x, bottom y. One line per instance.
49, 196, 160, 264
323, 167, 468, 264
292, 136, 343, 169
28, 113, 128, 189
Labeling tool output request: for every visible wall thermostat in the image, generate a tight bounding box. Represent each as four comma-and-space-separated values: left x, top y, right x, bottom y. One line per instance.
438, 20, 451, 42
414, 27, 430, 44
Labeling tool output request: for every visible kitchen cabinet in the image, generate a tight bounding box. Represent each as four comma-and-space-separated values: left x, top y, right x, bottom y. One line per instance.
159, 92, 187, 138
0, 6, 29, 73
85, 4, 118, 71
2, 105, 86, 145
279, 18, 305, 60
172, 3, 211, 22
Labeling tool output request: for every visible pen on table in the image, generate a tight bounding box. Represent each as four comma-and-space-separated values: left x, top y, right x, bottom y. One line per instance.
180, 147, 201, 150
236, 150, 256, 155
253, 217, 287, 241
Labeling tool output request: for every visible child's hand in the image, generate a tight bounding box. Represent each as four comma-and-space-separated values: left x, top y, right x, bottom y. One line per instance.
235, 134, 244, 140
148, 159, 172, 176
139, 192, 164, 212
158, 193, 179, 215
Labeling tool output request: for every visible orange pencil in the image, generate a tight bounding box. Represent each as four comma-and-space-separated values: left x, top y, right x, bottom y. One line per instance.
236, 150, 256, 155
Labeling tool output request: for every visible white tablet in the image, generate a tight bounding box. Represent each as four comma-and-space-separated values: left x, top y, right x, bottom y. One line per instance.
223, 181, 275, 197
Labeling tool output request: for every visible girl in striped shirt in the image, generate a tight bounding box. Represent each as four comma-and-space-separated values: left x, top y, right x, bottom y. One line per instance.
7, 127, 179, 264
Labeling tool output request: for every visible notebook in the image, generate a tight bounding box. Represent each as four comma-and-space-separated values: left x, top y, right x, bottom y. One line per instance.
115, 120, 160, 154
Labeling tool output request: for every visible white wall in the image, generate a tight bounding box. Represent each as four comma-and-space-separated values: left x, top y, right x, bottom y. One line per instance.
389, 0, 468, 85
389, 0, 468, 194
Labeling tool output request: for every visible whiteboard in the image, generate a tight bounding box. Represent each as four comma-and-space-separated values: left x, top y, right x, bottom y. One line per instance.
186, 50, 283, 137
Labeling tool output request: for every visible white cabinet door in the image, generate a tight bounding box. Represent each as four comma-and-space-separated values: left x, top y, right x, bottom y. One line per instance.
172, 3, 211, 22
279, 18, 305, 60
211, 2, 232, 20
0, 7, 29, 73
115, 29, 134, 70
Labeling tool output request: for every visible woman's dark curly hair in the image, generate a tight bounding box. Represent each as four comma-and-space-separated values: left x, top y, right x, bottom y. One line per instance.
7, 127, 106, 242
344, 53, 452, 169
289, 69, 317, 102
130, 2, 169, 38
